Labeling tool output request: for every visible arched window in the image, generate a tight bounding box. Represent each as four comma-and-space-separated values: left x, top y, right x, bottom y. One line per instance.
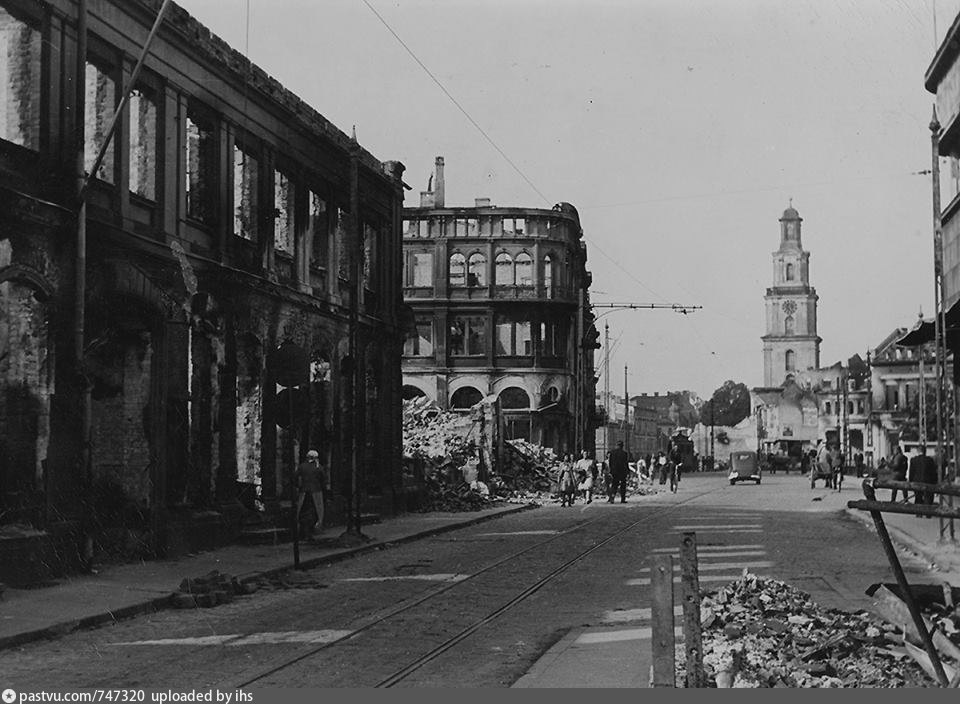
784, 315, 795, 335
786, 263, 794, 281
785, 349, 796, 372
515, 252, 533, 287
543, 255, 553, 294
500, 386, 531, 409
402, 385, 426, 400
495, 252, 514, 285
450, 386, 483, 410
449, 253, 466, 287
467, 252, 486, 286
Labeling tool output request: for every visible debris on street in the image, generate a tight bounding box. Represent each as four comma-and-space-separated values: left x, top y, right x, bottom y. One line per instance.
676, 570, 949, 687
402, 397, 664, 510
173, 570, 255, 608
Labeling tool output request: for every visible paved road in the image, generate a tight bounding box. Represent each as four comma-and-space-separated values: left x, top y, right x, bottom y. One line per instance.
0, 473, 928, 688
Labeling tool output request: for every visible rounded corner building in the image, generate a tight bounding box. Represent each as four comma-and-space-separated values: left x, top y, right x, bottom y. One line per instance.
401, 157, 599, 454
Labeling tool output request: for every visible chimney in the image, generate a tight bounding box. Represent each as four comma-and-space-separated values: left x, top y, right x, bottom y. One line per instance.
435, 156, 445, 207
475, 197, 491, 208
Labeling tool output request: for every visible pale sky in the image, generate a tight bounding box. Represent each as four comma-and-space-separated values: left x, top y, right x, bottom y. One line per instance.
177, 0, 960, 400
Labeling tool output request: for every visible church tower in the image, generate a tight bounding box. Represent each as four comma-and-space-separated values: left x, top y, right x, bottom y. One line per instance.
762, 203, 821, 386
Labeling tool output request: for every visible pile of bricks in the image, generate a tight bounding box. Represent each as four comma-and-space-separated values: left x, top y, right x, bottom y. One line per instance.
170, 570, 254, 609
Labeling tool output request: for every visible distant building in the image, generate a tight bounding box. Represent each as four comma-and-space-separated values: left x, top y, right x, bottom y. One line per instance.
401, 158, 599, 455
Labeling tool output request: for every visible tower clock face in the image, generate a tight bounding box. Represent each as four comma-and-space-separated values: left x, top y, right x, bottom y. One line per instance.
782, 300, 797, 315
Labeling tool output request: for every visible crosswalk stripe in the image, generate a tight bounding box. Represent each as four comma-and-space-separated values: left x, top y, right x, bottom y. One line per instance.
601, 605, 683, 623
636, 560, 773, 573
626, 573, 762, 586
649, 550, 766, 559
671, 529, 763, 534
341, 573, 469, 583
575, 626, 683, 644
670, 524, 761, 530
476, 530, 560, 536
111, 630, 354, 647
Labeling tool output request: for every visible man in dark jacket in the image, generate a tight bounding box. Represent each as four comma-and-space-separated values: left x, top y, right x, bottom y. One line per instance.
889, 445, 908, 502
607, 441, 629, 504
911, 446, 938, 507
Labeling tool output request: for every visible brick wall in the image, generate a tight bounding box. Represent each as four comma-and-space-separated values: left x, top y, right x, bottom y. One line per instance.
0, 280, 52, 520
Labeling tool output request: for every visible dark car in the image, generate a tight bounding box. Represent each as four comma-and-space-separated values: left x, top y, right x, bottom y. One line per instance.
729, 451, 761, 485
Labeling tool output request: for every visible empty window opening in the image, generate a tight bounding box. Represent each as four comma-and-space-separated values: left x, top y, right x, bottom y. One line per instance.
495, 252, 513, 285
450, 386, 483, 410
449, 253, 466, 287
449, 316, 486, 356
274, 170, 295, 255
308, 191, 328, 269
500, 386, 530, 409
0, 9, 41, 150
185, 113, 216, 223
411, 252, 433, 287
467, 252, 486, 286
515, 252, 533, 287
128, 88, 157, 200
233, 145, 259, 240
404, 319, 433, 357
785, 349, 796, 372
84, 61, 116, 183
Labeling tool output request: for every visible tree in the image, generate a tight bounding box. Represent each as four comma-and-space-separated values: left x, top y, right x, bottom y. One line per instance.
706, 380, 751, 427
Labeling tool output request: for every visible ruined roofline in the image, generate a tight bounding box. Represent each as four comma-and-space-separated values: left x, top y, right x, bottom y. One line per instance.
133, 0, 393, 181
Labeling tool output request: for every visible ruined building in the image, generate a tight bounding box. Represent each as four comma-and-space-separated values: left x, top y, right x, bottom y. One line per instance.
0, 0, 406, 579
401, 158, 600, 454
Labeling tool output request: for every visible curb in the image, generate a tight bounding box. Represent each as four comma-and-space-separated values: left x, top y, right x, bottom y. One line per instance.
843, 506, 960, 577
0, 502, 536, 652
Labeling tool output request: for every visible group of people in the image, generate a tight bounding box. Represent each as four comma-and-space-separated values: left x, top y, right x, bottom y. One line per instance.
880, 444, 939, 507
556, 441, 681, 506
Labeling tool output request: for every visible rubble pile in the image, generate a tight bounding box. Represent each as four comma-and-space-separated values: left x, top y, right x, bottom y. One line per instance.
402, 397, 478, 469
172, 570, 255, 608
415, 477, 496, 512
499, 440, 557, 496
679, 571, 933, 687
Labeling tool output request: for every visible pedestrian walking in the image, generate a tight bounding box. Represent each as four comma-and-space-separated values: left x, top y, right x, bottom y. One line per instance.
575, 450, 597, 504
829, 444, 843, 491
668, 459, 679, 493
607, 441, 629, 503
889, 445, 908, 502
296, 449, 330, 538
657, 451, 669, 485
854, 451, 865, 478
557, 455, 578, 507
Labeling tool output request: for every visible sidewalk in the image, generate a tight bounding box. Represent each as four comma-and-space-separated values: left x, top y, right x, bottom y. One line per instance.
843, 494, 960, 582
0, 502, 532, 652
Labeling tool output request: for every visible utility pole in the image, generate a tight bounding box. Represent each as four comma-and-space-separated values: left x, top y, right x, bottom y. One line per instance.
624, 365, 630, 455
931, 106, 956, 542
604, 322, 610, 458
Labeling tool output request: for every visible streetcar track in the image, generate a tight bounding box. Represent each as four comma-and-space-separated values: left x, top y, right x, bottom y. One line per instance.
228, 515, 602, 688
231, 485, 716, 688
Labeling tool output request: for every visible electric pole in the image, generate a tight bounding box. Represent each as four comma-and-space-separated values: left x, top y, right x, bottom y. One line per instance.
624, 364, 630, 455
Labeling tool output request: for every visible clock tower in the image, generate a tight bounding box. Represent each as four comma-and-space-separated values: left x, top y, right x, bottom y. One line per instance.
762, 203, 821, 386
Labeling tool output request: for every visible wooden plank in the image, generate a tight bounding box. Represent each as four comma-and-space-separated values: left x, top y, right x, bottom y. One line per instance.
680, 532, 705, 688
846, 499, 960, 520
650, 554, 675, 688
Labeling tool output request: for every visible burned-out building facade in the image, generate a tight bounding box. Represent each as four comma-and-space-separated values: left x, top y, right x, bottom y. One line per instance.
401, 158, 599, 455
0, 0, 406, 579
